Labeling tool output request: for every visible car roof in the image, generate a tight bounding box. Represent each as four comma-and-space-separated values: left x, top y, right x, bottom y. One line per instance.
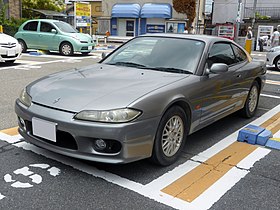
26, 19, 61, 23
139, 33, 234, 44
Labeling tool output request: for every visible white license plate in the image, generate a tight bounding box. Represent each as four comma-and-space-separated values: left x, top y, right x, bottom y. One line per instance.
32, 118, 57, 142
7, 50, 16, 57
88, 46, 92, 50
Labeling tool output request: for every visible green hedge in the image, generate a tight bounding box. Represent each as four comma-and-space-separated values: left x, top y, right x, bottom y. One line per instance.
1, 18, 28, 37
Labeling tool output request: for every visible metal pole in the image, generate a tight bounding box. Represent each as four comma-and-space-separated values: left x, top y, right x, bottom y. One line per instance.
196, 0, 201, 34
252, 0, 257, 28
235, 0, 242, 40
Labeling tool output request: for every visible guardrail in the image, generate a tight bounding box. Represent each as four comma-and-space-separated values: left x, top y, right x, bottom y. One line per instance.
93, 35, 133, 44
244, 7, 280, 19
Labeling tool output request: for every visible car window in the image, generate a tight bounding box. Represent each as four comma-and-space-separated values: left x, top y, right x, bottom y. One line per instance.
40, 22, 56, 33
103, 37, 205, 74
231, 44, 247, 63
207, 43, 236, 67
54, 22, 77, 33
23, 21, 38, 31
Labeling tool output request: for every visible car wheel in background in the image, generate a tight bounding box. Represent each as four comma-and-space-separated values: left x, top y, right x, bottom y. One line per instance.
60, 42, 73, 56
151, 106, 187, 166
18, 39, 27, 53
82, 52, 90, 55
240, 81, 260, 118
274, 56, 280, 71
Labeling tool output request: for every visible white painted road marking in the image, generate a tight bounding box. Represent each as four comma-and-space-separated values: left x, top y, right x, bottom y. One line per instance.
0, 104, 279, 209
260, 93, 280, 99
3, 164, 60, 189
0, 193, 5, 200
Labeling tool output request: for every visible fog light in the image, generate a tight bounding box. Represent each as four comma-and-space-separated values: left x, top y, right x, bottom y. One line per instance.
94, 139, 107, 150
18, 117, 26, 131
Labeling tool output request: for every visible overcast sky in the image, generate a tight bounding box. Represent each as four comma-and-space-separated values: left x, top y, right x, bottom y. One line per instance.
205, 0, 213, 13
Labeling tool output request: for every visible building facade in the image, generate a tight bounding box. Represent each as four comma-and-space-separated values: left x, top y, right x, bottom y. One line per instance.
213, 0, 280, 32
1, 0, 21, 19
99, 0, 205, 36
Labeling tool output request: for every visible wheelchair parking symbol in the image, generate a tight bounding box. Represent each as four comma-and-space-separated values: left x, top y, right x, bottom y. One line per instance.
1, 163, 60, 200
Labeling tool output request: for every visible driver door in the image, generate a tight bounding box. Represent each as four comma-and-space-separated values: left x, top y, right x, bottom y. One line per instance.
199, 42, 244, 126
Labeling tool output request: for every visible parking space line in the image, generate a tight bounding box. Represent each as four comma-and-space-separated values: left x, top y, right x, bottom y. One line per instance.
261, 112, 280, 132
161, 142, 257, 202
266, 80, 280, 85
260, 94, 280, 99
159, 110, 279, 204
0, 105, 279, 210
267, 70, 280, 75
0, 127, 19, 136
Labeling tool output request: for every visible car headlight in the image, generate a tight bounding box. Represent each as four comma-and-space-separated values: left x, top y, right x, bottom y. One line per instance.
74, 108, 142, 123
19, 88, 32, 107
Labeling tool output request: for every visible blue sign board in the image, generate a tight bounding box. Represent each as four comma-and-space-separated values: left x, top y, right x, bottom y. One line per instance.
146, 24, 165, 33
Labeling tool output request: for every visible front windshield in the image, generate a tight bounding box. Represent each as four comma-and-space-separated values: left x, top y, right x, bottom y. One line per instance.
54, 22, 78, 33
102, 37, 205, 74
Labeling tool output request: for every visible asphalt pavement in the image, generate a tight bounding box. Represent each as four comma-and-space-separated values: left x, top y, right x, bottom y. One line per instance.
0, 49, 279, 210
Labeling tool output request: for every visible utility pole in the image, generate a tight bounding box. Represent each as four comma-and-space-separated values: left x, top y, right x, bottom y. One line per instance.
235, 0, 242, 40
252, 0, 257, 28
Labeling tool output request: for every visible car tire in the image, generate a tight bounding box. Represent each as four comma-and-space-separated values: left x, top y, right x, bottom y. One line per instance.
150, 106, 187, 166
5, 60, 15, 64
60, 42, 73, 56
274, 56, 280, 71
240, 81, 260, 118
18, 39, 27, 53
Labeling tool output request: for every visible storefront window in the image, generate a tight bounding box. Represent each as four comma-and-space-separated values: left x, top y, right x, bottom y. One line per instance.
166, 22, 186, 33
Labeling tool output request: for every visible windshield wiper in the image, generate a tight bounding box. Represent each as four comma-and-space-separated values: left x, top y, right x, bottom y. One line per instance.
108, 62, 148, 68
149, 67, 193, 74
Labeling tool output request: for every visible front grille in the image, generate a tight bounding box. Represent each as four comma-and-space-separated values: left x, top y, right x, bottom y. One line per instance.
81, 46, 88, 50
1, 54, 18, 58
80, 41, 88, 43
0, 43, 16, 48
25, 120, 78, 150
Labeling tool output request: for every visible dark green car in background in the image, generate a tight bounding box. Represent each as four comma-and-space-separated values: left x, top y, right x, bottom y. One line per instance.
15, 19, 95, 56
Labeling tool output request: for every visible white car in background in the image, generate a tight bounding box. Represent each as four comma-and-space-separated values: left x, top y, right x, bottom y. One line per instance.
266, 46, 280, 71
0, 32, 22, 64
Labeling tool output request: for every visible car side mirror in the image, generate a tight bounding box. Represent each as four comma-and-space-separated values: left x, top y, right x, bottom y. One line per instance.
51, 29, 57, 34
101, 52, 107, 59
207, 63, 229, 74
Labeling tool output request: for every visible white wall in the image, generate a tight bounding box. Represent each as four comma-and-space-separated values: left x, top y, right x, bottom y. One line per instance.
213, 0, 280, 24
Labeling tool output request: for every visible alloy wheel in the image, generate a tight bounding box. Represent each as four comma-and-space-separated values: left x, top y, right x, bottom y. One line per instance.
161, 115, 184, 157
248, 86, 258, 113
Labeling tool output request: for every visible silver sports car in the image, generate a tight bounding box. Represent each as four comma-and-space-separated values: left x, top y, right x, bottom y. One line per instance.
15, 34, 266, 165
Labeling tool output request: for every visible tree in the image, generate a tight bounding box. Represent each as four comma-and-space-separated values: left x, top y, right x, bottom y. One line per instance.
22, 0, 65, 18
173, 0, 196, 27
0, 0, 8, 24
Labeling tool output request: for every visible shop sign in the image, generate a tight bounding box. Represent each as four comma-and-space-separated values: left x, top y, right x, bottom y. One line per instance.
75, 3, 91, 27
146, 24, 165, 33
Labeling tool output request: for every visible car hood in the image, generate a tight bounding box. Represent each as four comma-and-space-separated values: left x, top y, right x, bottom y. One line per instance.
29, 64, 188, 112
0, 33, 17, 43
67, 32, 92, 42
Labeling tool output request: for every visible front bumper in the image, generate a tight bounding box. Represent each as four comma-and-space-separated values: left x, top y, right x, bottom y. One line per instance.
15, 99, 160, 164
0, 44, 21, 62
73, 42, 95, 53
266, 52, 278, 66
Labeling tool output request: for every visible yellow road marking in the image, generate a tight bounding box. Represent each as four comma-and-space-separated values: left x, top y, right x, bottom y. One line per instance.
161, 142, 257, 202
162, 111, 280, 203
261, 112, 280, 134
269, 138, 280, 142
0, 127, 19, 136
